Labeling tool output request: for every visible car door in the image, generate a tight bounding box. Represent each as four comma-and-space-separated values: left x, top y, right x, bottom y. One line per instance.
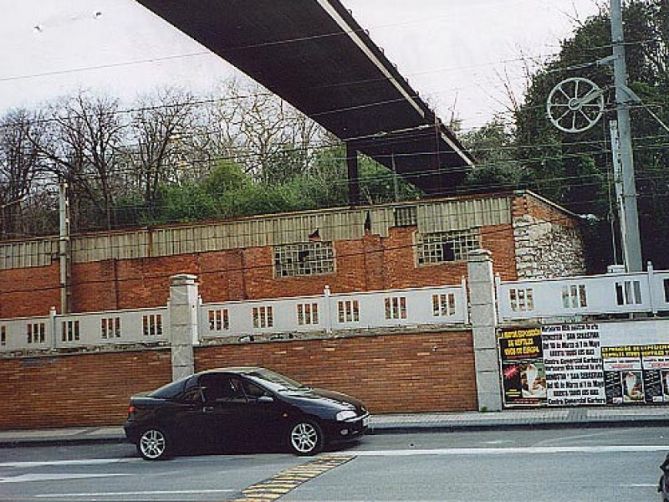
240, 378, 286, 447
168, 376, 215, 452
199, 373, 250, 450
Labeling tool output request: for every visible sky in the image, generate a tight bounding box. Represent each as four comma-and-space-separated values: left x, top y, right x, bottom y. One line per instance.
0, 0, 604, 130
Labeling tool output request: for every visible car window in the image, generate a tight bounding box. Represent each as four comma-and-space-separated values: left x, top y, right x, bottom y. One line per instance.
246, 369, 307, 392
180, 386, 203, 404
200, 374, 246, 403
242, 380, 269, 399
149, 376, 188, 399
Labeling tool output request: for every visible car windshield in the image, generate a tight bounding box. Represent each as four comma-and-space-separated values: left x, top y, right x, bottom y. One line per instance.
246, 369, 309, 392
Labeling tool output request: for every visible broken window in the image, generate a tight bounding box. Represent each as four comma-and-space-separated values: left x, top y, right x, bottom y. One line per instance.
274, 242, 335, 277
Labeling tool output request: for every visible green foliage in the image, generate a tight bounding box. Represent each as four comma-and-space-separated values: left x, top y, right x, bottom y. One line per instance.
502, 0, 669, 270
154, 182, 217, 223
202, 159, 248, 196
461, 117, 525, 191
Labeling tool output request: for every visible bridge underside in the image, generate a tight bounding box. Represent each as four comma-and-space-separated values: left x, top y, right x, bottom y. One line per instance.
137, 0, 474, 196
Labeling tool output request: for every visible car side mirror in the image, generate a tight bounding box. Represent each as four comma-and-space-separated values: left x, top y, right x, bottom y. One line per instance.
257, 395, 274, 403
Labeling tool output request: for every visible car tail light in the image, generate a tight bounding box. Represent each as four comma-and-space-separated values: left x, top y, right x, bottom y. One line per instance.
127, 405, 136, 416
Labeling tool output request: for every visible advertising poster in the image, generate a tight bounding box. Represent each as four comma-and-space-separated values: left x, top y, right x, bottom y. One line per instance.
498, 322, 669, 409
498, 328, 546, 406
601, 346, 644, 405
641, 345, 669, 403
541, 324, 606, 406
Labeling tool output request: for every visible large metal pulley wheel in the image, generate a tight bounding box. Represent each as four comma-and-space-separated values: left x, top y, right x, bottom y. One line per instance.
546, 77, 605, 133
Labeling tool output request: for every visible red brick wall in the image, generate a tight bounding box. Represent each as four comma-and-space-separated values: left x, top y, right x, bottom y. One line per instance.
0, 224, 518, 317
512, 193, 579, 228
195, 331, 477, 415
0, 263, 60, 318
0, 330, 476, 429
0, 350, 172, 430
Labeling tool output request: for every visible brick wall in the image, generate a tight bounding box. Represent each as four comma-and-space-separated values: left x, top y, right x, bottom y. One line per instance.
0, 330, 476, 429
0, 224, 518, 317
0, 349, 172, 430
0, 263, 60, 318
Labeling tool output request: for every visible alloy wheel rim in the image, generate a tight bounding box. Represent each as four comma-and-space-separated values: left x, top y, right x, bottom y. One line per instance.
140, 430, 166, 459
291, 423, 318, 453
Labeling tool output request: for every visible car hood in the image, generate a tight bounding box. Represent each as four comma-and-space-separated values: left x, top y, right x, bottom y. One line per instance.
281, 387, 367, 414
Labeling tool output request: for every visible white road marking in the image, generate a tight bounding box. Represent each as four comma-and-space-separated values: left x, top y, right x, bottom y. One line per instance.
623, 483, 657, 487
339, 445, 669, 456
35, 489, 235, 498
0, 458, 138, 468
0, 473, 130, 483
533, 428, 638, 447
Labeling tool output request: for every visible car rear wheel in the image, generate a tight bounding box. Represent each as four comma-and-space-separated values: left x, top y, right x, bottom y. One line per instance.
288, 420, 323, 456
137, 428, 171, 460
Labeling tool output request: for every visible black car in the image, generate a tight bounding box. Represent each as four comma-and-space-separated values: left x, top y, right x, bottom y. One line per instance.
124, 367, 369, 460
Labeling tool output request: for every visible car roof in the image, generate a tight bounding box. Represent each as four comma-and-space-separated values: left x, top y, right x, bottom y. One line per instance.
195, 367, 265, 377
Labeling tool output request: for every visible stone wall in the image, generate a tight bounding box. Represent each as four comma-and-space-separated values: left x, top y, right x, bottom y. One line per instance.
513, 214, 586, 279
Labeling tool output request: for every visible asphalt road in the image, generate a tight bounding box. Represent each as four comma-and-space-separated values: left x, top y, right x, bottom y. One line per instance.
1, 427, 668, 502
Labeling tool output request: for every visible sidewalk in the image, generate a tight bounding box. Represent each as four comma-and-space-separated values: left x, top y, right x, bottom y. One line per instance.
1, 407, 667, 447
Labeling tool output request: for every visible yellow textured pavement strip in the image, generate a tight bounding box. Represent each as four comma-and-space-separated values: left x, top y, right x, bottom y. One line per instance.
229, 455, 355, 502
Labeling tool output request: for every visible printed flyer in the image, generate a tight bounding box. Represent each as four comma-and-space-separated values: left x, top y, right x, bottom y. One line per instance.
499, 328, 546, 406
499, 323, 669, 408
601, 346, 644, 405
641, 344, 669, 403
541, 324, 606, 406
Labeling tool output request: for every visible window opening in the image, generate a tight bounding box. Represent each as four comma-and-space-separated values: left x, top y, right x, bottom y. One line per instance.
61, 320, 79, 342
416, 229, 481, 265
562, 284, 587, 308
509, 288, 534, 312
385, 296, 407, 320
101, 317, 121, 339
615, 280, 643, 305
208, 309, 229, 331
253, 306, 274, 329
142, 314, 162, 336
432, 293, 456, 316
297, 303, 319, 325
274, 242, 335, 277
338, 300, 360, 323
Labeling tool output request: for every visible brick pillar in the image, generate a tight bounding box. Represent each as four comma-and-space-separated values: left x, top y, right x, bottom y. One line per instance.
168, 274, 199, 381
467, 249, 503, 411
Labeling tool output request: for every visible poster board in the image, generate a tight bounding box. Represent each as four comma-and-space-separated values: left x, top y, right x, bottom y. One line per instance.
498, 321, 669, 408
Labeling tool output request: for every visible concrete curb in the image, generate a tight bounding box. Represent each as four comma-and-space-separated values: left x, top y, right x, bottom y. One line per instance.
369, 418, 669, 435
0, 436, 128, 448
3, 417, 669, 447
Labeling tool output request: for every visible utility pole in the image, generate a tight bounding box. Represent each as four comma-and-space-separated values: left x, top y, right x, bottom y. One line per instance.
59, 179, 71, 314
610, 0, 643, 272
609, 120, 626, 264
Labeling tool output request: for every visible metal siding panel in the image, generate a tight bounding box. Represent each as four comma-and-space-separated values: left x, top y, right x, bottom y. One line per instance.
369, 208, 391, 237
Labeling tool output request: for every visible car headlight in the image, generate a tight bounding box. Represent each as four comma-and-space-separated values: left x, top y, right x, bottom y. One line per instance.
336, 410, 357, 421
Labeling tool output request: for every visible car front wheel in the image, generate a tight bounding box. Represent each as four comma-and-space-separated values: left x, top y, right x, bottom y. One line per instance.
288, 420, 323, 456
137, 428, 171, 460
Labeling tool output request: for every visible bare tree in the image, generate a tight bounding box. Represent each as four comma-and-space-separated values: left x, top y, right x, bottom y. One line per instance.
34, 92, 125, 230
197, 78, 326, 183
126, 88, 197, 211
0, 109, 45, 238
